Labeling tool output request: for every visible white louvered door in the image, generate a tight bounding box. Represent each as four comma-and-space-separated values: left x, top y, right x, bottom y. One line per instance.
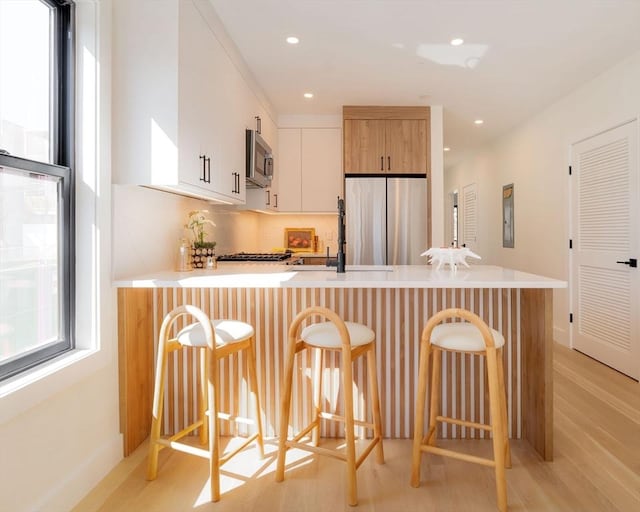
571, 120, 639, 379
462, 183, 478, 250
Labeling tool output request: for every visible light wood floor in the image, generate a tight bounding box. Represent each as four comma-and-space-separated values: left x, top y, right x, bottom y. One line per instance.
73, 344, 639, 512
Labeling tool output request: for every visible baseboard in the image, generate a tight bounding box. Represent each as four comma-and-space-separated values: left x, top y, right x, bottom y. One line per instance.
553, 325, 569, 347
31, 433, 123, 512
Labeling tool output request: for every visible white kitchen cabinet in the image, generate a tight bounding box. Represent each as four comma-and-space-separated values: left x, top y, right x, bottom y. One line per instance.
112, 0, 254, 204
275, 128, 303, 211
273, 127, 342, 212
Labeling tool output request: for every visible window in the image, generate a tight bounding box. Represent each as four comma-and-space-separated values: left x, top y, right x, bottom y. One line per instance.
0, 0, 74, 381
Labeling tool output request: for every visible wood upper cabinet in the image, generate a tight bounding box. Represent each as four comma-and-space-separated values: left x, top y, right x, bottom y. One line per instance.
343, 119, 385, 173
343, 107, 430, 175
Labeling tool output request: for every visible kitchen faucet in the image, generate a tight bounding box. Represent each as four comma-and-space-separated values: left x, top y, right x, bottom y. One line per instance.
326, 196, 346, 273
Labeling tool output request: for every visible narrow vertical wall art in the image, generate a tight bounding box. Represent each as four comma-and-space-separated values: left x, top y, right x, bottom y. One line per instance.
503, 184, 514, 248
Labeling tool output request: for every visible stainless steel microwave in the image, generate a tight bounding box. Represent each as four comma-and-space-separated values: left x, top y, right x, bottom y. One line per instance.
246, 129, 273, 188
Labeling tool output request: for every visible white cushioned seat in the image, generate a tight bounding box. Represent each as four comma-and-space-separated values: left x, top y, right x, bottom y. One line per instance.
176, 319, 254, 347
430, 322, 505, 352
301, 321, 375, 348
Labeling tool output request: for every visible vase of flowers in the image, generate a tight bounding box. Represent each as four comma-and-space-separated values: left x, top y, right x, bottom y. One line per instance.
185, 209, 217, 269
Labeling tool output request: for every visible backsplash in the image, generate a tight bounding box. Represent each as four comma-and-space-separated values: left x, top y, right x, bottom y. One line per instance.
255, 214, 338, 254
112, 186, 338, 278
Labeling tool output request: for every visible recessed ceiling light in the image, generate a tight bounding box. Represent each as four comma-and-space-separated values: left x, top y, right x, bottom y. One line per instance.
286, 36, 299, 45
303, 92, 314, 99
474, 119, 484, 125
444, 147, 451, 152
450, 38, 464, 46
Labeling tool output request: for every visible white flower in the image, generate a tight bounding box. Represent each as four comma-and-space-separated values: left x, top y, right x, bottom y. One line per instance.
185, 210, 216, 247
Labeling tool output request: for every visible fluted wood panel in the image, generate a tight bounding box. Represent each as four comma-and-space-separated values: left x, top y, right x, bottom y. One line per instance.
148, 287, 521, 442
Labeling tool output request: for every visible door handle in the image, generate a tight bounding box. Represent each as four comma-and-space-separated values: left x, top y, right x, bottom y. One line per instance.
380, 156, 384, 171
387, 156, 391, 171
266, 189, 271, 205
274, 193, 278, 208
205, 156, 211, 183
616, 258, 637, 268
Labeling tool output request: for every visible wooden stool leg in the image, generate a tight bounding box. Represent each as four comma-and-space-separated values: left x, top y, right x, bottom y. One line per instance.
147, 335, 169, 481
497, 349, 511, 468
207, 348, 221, 502
366, 345, 384, 463
276, 340, 299, 482
199, 346, 208, 445
411, 339, 431, 487
312, 347, 323, 447
426, 347, 441, 445
342, 346, 358, 507
486, 348, 508, 512
247, 337, 265, 458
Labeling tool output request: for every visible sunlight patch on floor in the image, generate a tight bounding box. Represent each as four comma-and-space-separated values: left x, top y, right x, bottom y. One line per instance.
193, 439, 315, 506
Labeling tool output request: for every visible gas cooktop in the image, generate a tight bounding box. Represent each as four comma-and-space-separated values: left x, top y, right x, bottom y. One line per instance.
216, 252, 294, 262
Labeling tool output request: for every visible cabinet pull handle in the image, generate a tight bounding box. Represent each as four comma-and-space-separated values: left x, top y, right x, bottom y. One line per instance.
206, 157, 211, 183
199, 154, 206, 182
266, 189, 271, 205
236, 172, 240, 193
274, 193, 278, 208
388, 156, 391, 171
380, 156, 384, 171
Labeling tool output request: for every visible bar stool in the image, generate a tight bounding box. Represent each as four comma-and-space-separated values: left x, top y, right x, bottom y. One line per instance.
411, 308, 511, 512
147, 304, 264, 502
276, 306, 384, 506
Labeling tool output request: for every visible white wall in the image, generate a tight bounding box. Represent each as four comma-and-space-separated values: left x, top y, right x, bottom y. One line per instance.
445, 48, 640, 346
0, 2, 122, 511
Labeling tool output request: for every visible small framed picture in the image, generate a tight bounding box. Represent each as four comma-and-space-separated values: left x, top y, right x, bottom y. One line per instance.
503, 184, 514, 248
284, 227, 315, 252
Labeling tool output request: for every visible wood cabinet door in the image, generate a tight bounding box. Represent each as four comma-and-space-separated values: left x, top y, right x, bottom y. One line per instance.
343, 119, 385, 173
385, 119, 427, 174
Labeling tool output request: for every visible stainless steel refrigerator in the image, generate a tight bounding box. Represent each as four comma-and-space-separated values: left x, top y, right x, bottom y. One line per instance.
345, 177, 427, 265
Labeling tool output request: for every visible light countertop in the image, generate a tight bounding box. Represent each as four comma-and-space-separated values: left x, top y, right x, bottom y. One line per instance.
113, 264, 567, 289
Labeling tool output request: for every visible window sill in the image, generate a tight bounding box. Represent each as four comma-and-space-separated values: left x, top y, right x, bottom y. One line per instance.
0, 346, 112, 425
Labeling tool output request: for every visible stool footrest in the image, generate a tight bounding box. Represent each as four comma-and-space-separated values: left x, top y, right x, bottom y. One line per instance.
436, 415, 492, 432
292, 419, 320, 443
319, 412, 375, 430
157, 439, 209, 459
165, 421, 203, 444
219, 433, 260, 464
355, 437, 382, 469
155, 433, 261, 465
285, 440, 348, 462
214, 411, 258, 426
421, 444, 497, 468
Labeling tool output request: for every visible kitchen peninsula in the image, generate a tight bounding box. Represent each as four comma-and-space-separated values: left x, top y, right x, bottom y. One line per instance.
115, 265, 565, 462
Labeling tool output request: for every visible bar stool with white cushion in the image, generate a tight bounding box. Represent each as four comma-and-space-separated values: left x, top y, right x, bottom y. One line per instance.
276, 306, 384, 506
147, 305, 264, 502
411, 308, 511, 512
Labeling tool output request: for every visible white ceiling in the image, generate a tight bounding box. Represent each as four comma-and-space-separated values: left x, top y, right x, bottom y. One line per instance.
209, 0, 640, 168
